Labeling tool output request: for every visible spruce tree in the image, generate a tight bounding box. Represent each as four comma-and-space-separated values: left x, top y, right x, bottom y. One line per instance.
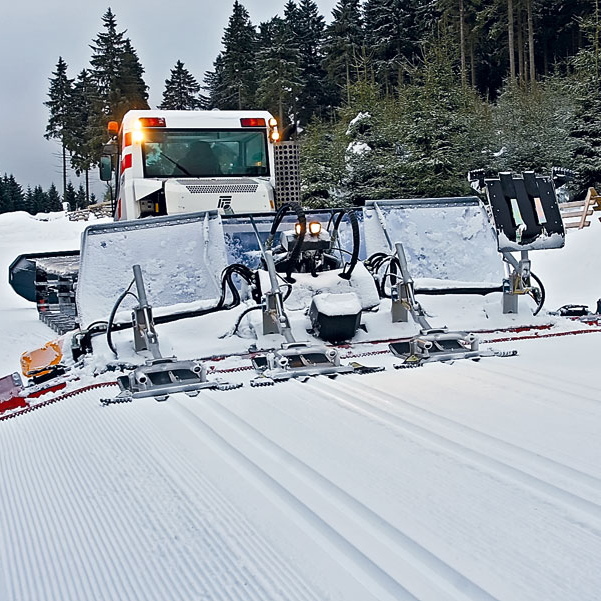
24, 186, 34, 215
89, 9, 149, 158
90, 8, 126, 105
75, 183, 88, 210
219, 1, 257, 109
159, 60, 203, 110
203, 54, 226, 109
569, 40, 601, 194
4, 175, 24, 212
115, 39, 150, 117
69, 69, 97, 203
256, 17, 302, 130
363, 0, 420, 93
64, 181, 77, 212
0, 176, 10, 213
293, 0, 330, 123
322, 0, 364, 105
46, 183, 63, 212
32, 186, 48, 214
44, 57, 73, 199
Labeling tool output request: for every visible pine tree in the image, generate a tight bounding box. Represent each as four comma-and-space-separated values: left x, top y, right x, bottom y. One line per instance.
219, 1, 258, 109
322, 0, 364, 105
159, 60, 203, 110
46, 183, 63, 212
64, 181, 77, 212
256, 17, 302, 130
44, 57, 73, 199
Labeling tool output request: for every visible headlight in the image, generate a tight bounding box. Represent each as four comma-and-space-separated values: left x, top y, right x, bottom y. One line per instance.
308, 221, 321, 236
294, 222, 303, 236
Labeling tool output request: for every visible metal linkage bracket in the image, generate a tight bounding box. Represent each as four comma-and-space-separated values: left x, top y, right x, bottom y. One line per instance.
113, 358, 241, 402
250, 342, 354, 386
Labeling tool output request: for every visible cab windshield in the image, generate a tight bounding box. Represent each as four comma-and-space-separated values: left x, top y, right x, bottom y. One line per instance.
142, 129, 269, 178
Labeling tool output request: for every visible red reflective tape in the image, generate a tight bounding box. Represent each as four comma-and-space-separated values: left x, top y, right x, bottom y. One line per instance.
120, 153, 132, 173
0, 381, 119, 422
123, 132, 132, 147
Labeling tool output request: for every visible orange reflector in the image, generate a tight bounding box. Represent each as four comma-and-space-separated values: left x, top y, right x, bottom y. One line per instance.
138, 117, 166, 127
108, 121, 119, 134
21, 340, 63, 378
241, 118, 266, 127
123, 132, 132, 147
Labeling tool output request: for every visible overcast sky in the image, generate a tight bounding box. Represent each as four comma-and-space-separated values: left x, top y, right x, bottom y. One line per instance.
0, 0, 338, 195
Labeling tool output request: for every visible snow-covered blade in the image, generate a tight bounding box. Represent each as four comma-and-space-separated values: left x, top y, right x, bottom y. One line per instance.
76, 211, 228, 329
363, 198, 505, 287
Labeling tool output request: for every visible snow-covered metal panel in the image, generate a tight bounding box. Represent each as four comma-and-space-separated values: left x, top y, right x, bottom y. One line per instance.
76, 211, 228, 329
363, 198, 505, 285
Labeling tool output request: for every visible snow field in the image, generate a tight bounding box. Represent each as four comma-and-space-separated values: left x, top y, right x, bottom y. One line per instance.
2, 335, 601, 601
0, 210, 600, 600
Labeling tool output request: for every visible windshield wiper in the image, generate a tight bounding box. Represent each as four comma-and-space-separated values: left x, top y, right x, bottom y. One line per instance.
157, 149, 192, 177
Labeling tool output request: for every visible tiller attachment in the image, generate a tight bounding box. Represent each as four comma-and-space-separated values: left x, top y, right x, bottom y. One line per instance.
251, 218, 381, 385
106, 265, 240, 404
366, 205, 516, 368
250, 342, 355, 386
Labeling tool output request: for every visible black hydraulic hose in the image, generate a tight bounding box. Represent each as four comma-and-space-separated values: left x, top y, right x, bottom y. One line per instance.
231, 304, 262, 336
530, 270, 546, 316
106, 280, 137, 357
96, 264, 256, 352
156, 263, 255, 324
328, 209, 360, 280
265, 203, 306, 281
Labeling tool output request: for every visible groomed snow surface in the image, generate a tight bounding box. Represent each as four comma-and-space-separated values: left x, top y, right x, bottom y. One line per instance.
1, 210, 601, 601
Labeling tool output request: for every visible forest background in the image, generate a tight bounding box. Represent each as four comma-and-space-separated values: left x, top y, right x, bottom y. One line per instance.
1, 0, 600, 214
